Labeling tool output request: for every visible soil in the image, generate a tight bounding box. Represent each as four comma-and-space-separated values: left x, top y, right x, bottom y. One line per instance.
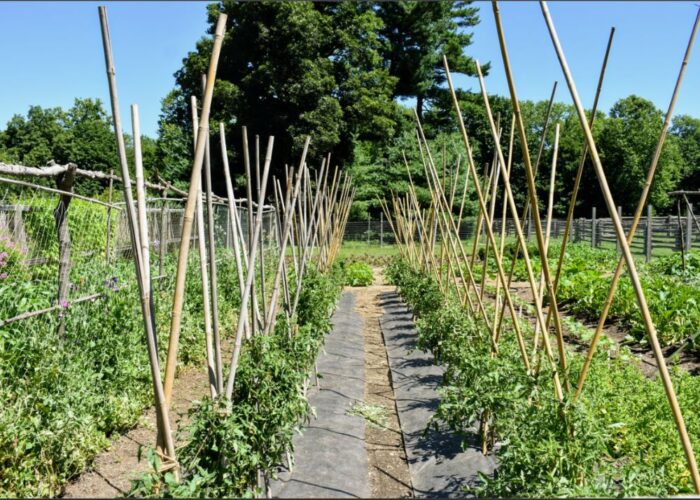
352, 267, 413, 498
481, 277, 700, 379
62, 362, 213, 498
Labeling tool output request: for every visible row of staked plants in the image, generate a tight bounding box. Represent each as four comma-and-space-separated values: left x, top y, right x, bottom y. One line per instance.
0, 246, 242, 497
130, 264, 345, 497
386, 257, 700, 496
474, 242, 700, 348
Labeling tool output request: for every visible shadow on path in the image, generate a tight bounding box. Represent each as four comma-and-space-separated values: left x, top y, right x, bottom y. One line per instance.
380, 291, 496, 498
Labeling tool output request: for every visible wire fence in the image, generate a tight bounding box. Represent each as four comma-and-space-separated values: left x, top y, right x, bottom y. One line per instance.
345, 204, 698, 260
0, 182, 277, 329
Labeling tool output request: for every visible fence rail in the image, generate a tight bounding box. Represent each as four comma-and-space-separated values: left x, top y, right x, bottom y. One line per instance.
345, 204, 697, 261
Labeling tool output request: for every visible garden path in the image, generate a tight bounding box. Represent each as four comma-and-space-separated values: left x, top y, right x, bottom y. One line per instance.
272, 269, 495, 498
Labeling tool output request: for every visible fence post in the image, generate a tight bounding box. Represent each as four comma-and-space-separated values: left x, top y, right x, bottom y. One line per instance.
367, 215, 371, 245
645, 204, 653, 262
159, 195, 167, 278
380, 212, 384, 247
591, 207, 597, 248
106, 169, 114, 264
687, 202, 694, 252
55, 164, 77, 338
526, 210, 532, 241
616, 206, 622, 254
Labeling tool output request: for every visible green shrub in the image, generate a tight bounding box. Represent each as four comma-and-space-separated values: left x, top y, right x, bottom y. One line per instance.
343, 261, 374, 286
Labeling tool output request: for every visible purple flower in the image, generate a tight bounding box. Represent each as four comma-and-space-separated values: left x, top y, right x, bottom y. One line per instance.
0, 252, 8, 259
59, 299, 70, 309
0, 272, 7, 280
6, 241, 14, 249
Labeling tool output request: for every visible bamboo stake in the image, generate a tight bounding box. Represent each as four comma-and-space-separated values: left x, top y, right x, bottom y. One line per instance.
493, 81, 558, 340
190, 97, 217, 399
446, 57, 560, 390
480, 138, 503, 303
255, 135, 268, 322
540, 1, 700, 490
494, 115, 516, 319
532, 123, 560, 364
269, 156, 309, 327
548, 27, 615, 326
98, 5, 176, 471
574, 8, 700, 399
415, 112, 502, 353
219, 123, 251, 341
132, 105, 150, 289
201, 75, 223, 393
131, 104, 159, 372
226, 136, 275, 398
473, 60, 565, 396
163, 13, 227, 408
242, 127, 262, 333
489, 7, 570, 390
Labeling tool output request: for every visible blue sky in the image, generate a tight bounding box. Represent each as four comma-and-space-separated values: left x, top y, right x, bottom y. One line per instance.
0, 1, 698, 138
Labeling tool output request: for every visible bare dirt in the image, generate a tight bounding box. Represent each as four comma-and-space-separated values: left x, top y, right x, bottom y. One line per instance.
483, 277, 700, 379
352, 267, 413, 498
62, 362, 212, 498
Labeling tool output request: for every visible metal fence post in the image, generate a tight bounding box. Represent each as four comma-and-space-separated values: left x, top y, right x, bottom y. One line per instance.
591, 207, 597, 248
380, 212, 384, 247
645, 204, 653, 262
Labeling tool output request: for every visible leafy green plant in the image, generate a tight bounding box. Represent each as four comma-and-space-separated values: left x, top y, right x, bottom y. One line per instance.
342, 261, 374, 286
390, 256, 700, 496
129, 266, 343, 498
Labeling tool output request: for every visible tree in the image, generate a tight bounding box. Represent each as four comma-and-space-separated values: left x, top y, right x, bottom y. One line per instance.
375, 1, 487, 120
0, 99, 157, 196
671, 114, 700, 188
597, 96, 683, 213
168, 1, 400, 185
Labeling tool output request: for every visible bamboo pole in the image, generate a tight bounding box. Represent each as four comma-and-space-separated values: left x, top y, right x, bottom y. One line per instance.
493, 81, 558, 339
163, 13, 227, 408
540, 1, 700, 490
480, 138, 503, 303
131, 104, 159, 369
446, 57, 564, 391
255, 135, 268, 322
98, 5, 176, 471
473, 60, 566, 396
489, 5, 570, 390
532, 123, 560, 364
574, 8, 700, 400
219, 123, 251, 341
414, 112, 505, 355
132, 105, 150, 289
242, 127, 262, 334
190, 97, 218, 399
201, 75, 223, 393
548, 26, 615, 321
494, 115, 516, 319
226, 136, 275, 398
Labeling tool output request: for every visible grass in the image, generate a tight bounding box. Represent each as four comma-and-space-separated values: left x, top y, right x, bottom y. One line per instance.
347, 401, 388, 429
